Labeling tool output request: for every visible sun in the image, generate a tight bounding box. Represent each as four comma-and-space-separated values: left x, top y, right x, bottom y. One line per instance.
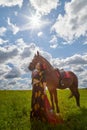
23, 13, 50, 31
29, 14, 42, 30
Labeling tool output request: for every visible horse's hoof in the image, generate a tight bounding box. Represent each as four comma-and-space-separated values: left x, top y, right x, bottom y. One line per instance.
77, 104, 80, 107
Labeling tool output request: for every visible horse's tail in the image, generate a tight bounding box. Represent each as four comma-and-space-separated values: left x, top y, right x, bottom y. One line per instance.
73, 72, 78, 88
69, 71, 78, 88
69, 71, 80, 106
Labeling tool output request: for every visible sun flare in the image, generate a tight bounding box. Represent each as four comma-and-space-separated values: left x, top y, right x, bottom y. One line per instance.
24, 13, 49, 31
29, 14, 42, 30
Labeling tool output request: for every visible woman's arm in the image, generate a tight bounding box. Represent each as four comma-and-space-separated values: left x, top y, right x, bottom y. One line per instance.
43, 82, 47, 94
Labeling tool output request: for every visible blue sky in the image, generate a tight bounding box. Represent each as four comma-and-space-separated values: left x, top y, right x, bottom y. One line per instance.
0, 0, 87, 89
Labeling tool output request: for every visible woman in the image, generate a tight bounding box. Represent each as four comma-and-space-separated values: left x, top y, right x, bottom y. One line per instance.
30, 62, 63, 125
30, 62, 47, 122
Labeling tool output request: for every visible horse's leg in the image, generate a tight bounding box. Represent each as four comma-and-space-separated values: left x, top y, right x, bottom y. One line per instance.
53, 89, 60, 113
74, 90, 80, 107
70, 87, 80, 107
49, 90, 54, 111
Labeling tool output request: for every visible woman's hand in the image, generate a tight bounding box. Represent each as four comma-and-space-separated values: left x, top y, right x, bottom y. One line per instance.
43, 82, 47, 94
43, 82, 47, 87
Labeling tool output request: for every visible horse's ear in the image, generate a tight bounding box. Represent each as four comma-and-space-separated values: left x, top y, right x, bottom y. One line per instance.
37, 51, 39, 56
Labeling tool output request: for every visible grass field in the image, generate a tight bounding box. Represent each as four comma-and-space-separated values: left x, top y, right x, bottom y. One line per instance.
0, 89, 87, 130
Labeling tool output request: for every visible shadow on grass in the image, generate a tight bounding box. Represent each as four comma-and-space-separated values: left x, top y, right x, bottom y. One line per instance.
30, 107, 87, 130
65, 107, 87, 130
30, 120, 65, 130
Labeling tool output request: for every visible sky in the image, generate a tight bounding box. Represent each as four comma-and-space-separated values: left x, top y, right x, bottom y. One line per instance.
0, 0, 87, 90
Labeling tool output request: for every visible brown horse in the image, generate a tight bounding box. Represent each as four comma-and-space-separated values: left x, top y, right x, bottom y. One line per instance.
28, 51, 80, 113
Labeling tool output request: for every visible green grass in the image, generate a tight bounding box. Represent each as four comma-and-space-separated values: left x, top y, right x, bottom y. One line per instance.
0, 89, 87, 130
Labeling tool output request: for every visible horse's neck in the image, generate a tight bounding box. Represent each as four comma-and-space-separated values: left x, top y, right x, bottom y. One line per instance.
41, 56, 54, 72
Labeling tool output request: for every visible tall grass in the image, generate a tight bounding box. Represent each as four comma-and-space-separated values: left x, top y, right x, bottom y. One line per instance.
0, 89, 87, 130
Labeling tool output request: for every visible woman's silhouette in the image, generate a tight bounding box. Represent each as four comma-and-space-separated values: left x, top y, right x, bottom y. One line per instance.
30, 62, 63, 129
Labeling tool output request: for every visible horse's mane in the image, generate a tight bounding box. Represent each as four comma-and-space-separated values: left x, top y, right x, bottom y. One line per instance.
39, 55, 54, 71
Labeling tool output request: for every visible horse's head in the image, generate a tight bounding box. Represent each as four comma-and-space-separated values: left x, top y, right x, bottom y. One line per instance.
28, 51, 43, 71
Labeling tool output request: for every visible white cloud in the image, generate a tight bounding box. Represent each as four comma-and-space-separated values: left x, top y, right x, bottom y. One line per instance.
0, 46, 19, 63
0, 64, 11, 78
14, 78, 31, 90
0, 27, 7, 36
0, 38, 8, 45
21, 47, 32, 58
71, 65, 84, 72
0, 79, 8, 90
78, 70, 87, 88
52, 0, 87, 42
29, 0, 59, 15
4, 66, 21, 79
83, 40, 87, 45
50, 35, 57, 43
14, 11, 18, 16
0, 42, 39, 71
65, 54, 87, 65
0, 0, 23, 8
37, 32, 43, 37
7, 17, 19, 35
16, 38, 25, 45
50, 44, 58, 49
21, 43, 38, 58
8, 81, 16, 85
15, 38, 26, 50
49, 35, 58, 48
52, 54, 87, 69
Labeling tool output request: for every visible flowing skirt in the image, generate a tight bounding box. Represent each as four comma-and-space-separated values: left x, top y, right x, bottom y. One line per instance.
30, 84, 47, 122
44, 94, 63, 125
30, 84, 63, 125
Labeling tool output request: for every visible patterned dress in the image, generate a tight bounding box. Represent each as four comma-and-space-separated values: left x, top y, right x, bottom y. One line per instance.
30, 69, 47, 122
30, 69, 64, 125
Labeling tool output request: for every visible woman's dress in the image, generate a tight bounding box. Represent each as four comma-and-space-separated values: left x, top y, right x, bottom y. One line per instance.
30, 69, 47, 122
30, 69, 63, 124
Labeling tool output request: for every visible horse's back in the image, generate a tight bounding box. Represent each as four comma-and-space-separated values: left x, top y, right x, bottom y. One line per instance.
57, 70, 78, 89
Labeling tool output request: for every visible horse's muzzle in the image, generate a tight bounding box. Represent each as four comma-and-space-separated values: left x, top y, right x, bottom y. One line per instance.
28, 62, 35, 71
